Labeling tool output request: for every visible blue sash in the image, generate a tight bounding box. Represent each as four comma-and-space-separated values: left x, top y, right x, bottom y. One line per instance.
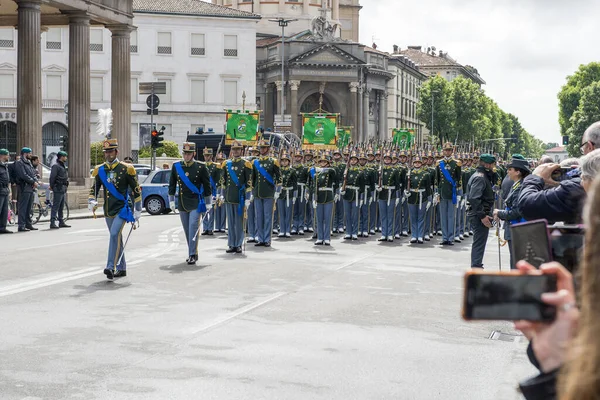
174, 162, 206, 213
439, 160, 457, 205
227, 160, 246, 214
98, 165, 134, 222
310, 167, 316, 179
253, 159, 275, 186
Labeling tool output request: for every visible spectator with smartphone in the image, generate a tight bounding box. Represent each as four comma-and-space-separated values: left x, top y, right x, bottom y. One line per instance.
493, 157, 530, 269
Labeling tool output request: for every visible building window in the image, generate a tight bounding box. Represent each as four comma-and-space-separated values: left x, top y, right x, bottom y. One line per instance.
224, 35, 238, 57
45, 75, 62, 100
191, 33, 205, 56
91, 77, 103, 101
45, 28, 62, 50
157, 32, 172, 55
90, 29, 103, 52
131, 78, 138, 102
0, 74, 15, 98
224, 80, 238, 105
0, 29, 14, 48
190, 80, 205, 104
157, 79, 171, 103
130, 30, 138, 53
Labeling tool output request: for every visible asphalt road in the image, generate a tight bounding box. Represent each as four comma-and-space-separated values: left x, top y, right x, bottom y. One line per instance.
0, 214, 536, 400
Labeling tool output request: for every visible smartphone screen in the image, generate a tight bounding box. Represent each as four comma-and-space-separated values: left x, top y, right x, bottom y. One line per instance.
511, 220, 552, 268
463, 273, 557, 321
549, 225, 584, 273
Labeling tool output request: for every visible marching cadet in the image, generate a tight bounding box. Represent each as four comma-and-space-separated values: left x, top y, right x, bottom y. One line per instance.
466, 153, 496, 269
221, 141, 253, 254
213, 151, 227, 233
423, 152, 436, 241
332, 149, 346, 234
303, 150, 315, 234
201, 147, 219, 236
394, 151, 410, 238
406, 155, 432, 244
0, 148, 11, 234
292, 151, 308, 235
277, 150, 297, 238
168, 142, 213, 265
88, 139, 142, 279
308, 152, 338, 245
340, 150, 364, 240
436, 142, 462, 246
367, 149, 378, 235
245, 147, 260, 243
376, 150, 401, 242
357, 152, 372, 237
251, 140, 282, 247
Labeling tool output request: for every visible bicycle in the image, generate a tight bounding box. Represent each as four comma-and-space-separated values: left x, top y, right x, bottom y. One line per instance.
31, 191, 70, 225
7, 199, 17, 225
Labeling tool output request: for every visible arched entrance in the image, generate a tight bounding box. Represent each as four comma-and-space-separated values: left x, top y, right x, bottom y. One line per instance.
42, 122, 68, 166
301, 92, 335, 114
0, 121, 17, 157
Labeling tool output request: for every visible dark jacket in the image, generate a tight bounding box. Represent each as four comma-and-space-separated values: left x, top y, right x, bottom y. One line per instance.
519, 342, 558, 400
15, 157, 38, 193
496, 179, 525, 241
0, 162, 9, 196
49, 160, 69, 193
518, 175, 586, 224
466, 167, 494, 219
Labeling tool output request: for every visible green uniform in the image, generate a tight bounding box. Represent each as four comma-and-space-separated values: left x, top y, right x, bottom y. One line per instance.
89, 161, 141, 217
220, 158, 253, 204
309, 167, 338, 204
252, 156, 282, 199
436, 157, 462, 200
342, 166, 365, 202
280, 166, 298, 200
168, 161, 212, 212
407, 168, 433, 205
379, 166, 401, 202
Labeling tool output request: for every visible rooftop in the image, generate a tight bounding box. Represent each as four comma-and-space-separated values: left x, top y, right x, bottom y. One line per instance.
133, 0, 261, 19
398, 46, 485, 84
545, 146, 567, 153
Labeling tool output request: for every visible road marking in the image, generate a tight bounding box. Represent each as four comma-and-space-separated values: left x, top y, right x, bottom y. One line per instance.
14, 238, 103, 252
66, 228, 107, 235
187, 291, 287, 335
335, 251, 383, 271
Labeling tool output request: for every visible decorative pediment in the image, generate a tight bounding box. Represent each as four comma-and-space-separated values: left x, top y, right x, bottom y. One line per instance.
0, 62, 16, 71
42, 64, 67, 73
290, 44, 365, 67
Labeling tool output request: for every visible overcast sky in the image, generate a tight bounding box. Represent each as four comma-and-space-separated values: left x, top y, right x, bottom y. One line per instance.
359, 0, 600, 144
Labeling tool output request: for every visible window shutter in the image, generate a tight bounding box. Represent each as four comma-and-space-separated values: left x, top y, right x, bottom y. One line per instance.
191, 80, 205, 104
46, 76, 62, 100
0, 75, 14, 98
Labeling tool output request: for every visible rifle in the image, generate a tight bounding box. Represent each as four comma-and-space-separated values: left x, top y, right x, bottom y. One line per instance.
341, 141, 353, 192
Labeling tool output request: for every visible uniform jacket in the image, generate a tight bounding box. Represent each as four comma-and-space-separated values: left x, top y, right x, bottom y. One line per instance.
407, 168, 432, 205
341, 166, 365, 202
168, 160, 212, 212
90, 161, 141, 218
293, 163, 309, 199
466, 167, 494, 219
436, 157, 462, 200
205, 161, 220, 195
359, 164, 375, 198
252, 156, 282, 199
0, 162, 9, 196
518, 175, 585, 224
15, 157, 38, 192
308, 167, 338, 204
378, 165, 401, 201
333, 161, 346, 192
49, 160, 69, 193
395, 164, 408, 193
220, 158, 252, 204
279, 167, 297, 201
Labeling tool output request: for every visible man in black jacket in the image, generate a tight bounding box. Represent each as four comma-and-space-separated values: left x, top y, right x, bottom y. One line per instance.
49, 151, 70, 229
15, 147, 39, 232
0, 148, 12, 234
466, 154, 496, 269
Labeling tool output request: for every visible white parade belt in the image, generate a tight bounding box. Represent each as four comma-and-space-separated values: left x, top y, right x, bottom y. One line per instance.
346, 185, 360, 190
383, 186, 396, 190
318, 187, 334, 192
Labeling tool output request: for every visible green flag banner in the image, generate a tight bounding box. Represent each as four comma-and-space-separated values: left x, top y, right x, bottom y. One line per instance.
225, 110, 260, 145
392, 128, 415, 150
302, 113, 338, 149
337, 127, 351, 149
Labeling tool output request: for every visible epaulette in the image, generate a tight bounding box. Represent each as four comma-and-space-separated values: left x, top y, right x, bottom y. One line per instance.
126, 163, 137, 176
456, 160, 462, 167
244, 160, 252, 169
91, 164, 101, 177
220, 160, 228, 169
274, 159, 280, 167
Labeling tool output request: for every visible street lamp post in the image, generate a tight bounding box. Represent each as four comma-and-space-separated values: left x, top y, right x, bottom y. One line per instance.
269, 18, 298, 124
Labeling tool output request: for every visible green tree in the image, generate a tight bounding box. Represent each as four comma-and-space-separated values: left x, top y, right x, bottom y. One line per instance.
417, 76, 455, 145
139, 140, 181, 158
566, 81, 600, 156
544, 142, 559, 150
450, 76, 481, 144
90, 141, 104, 168
558, 62, 600, 140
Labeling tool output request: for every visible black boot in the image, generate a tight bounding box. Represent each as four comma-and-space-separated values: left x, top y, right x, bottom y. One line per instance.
0, 228, 13, 234
113, 270, 127, 278
187, 255, 197, 265
58, 222, 71, 228
226, 247, 236, 253
25, 225, 38, 231
50, 223, 59, 229
104, 268, 114, 280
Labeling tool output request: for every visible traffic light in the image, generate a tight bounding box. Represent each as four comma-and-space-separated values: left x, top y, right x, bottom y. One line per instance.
151, 128, 164, 149
60, 135, 69, 152
562, 135, 569, 146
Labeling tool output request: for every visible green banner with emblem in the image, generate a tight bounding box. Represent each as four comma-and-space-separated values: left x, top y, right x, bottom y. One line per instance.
302, 113, 338, 149
225, 110, 260, 145
337, 127, 351, 149
392, 128, 415, 150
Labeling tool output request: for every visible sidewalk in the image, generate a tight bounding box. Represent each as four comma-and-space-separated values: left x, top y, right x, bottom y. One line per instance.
38, 207, 98, 223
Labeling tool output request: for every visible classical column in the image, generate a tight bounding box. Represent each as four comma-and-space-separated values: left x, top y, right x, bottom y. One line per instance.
279, 0, 286, 13
332, 0, 340, 20
357, 85, 363, 143
349, 82, 359, 142
108, 25, 133, 158
16, 0, 42, 157
275, 80, 285, 117
289, 80, 301, 136
379, 90, 388, 139
363, 88, 371, 141
264, 84, 273, 130
253, 0, 261, 13
67, 14, 91, 185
